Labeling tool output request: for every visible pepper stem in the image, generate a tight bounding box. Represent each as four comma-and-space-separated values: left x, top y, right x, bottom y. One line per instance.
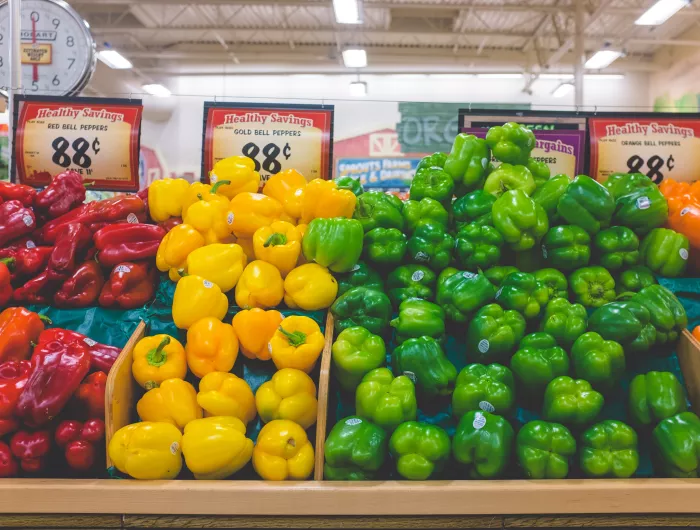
210, 180, 231, 194
278, 326, 307, 347
197, 193, 204, 200
177, 269, 189, 277
146, 337, 171, 367
0, 257, 15, 271
264, 233, 288, 247
83, 181, 95, 188
38, 314, 52, 325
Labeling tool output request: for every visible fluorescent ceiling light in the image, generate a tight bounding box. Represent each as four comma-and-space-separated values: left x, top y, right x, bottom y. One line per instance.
342, 48, 367, 68
334, 0, 361, 24
585, 49, 623, 69
142, 83, 171, 97
635, 0, 690, 25
552, 82, 574, 98
349, 81, 367, 97
97, 49, 132, 69
476, 73, 523, 79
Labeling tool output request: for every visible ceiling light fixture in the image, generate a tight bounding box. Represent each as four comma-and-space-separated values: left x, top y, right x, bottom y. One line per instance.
349, 80, 367, 97
333, 0, 362, 24
635, 0, 691, 25
342, 48, 367, 68
97, 49, 132, 70
142, 84, 171, 97
552, 82, 574, 98
585, 46, 624, 69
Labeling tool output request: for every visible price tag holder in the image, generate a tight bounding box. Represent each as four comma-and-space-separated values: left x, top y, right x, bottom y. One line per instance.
202, 102, 334, 184
12, 95, 143, 191
590, 116, 700, 183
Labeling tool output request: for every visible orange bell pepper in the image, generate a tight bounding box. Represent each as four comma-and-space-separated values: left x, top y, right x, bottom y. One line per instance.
229, 193, 284, 239
0, 308, 50, 363
262, 169, 306, 222
659, 179, 700, 215
693, 325, 700, 344
300, 179, 356, 224
667, 201, 700, 249
231, 308, 283, 361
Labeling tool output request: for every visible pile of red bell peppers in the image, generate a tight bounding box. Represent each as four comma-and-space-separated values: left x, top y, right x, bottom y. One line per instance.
0, 306, 118, 476
0, 171, 167, 310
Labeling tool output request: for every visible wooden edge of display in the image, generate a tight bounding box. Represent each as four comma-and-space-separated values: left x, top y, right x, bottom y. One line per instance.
313, 311, 334, 480
677, 329, 700, 409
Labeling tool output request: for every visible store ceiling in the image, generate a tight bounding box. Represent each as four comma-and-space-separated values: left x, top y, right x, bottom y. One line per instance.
74, 0, 700, 77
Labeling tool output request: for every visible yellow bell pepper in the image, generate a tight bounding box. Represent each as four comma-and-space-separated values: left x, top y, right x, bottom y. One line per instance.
156, 224, 206, 282
181, 180, 231, 218
255, 368, 318, 429
263, 169, 306, 222
148, 178, 190, 222
186, 317, 239, 378
284, 263, 338, 310
184, 243, 247, 293
210, 156, 261, 199
136, 378, 203, 430
234, 260, 284, 309
172, 274, 229, 330
253, 419, 314, 480
296, 223, 308, 265
183, 198, 235, 246
197, 371, 256, 424
231, 308, 283, 361
300, 179, 356, 224
253, 221, 301, 278
269, 315, 325, 373
182, 416, 254, 480
236, 236, 256, 261
108, 422, 183, 480
132, 335, 187, 390
229, 192, 284, 238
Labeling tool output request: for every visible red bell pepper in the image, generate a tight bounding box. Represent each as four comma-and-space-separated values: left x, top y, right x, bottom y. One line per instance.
0, 200, 36, 247
55, 418, 104, 471
16, 338, 90, 427
47, 222, 93, 279
0, 181, 36, 207
0, 308, 50, 363
37, 328, 120, 373
99, 262, 156, 310
54, 261, 105, 308
9, 430, 51, 473
0, 246, 53, 282
34, 170, 88, 221
12, 269, 56, 305
0, 259, 12, 307
0, 360, 32, 437
75, 371, 107, 419
94, 223, 166, 267
159, 217, 182, 233
0, 441, 17, 477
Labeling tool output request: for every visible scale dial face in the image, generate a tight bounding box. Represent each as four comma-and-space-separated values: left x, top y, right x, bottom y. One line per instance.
0, 0, 96, 96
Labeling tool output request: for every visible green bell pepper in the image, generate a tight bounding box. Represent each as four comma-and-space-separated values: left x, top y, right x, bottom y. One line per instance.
557, 175, 615, 235
356, 368, 417, 432
353, 190, 404, 232
543, 376, 604, 427
483, 163, 536, 198
389, 421, 451, 480
392, 336, 457, 398
436, 268, 496, 322
452, 411, 514, 479
593, 226, 640, 271
452, 363, 515, 418
409, 166, 454, 206
532, 173, 569, 220
588, 300, 656, 354
639, 227, 689, 277
541, 225, 591, 271
570, 332, 625, 393
302, 217, 364, 273
526, 157, 551, 188
604, 172, 655, 198
652, 412, 700, 477
331, 326, 386, 391
511, 332, 570, 395
363, 227, 407, 266
324, 416, 387, 480
533, 268, 568, 302
406, 222, 454, 272
604, 173, 668, 236
495, 271, 549, 320
629, 371, 687, 426
386, 265, 436, 307
335, 261, 384, 297
452, 189, 496, 229
631, 284, 688, 347
335, 176, 364, 197
516, 420, 576, 479
416, 152, 447, 173
454, 223, 504, 270
444, 133, 490, 194
569, 266, 616, 308
485, 122, 536, 165
616, 265, 656, 295
402, 197, 449, 235
580, 420, 639, 478
331, 286, 392, 335
493, 189, 549, 251
484, 265, 519, 287
540, 298, 587, 349
466, 303, 527, 363
390, 299, 445, 344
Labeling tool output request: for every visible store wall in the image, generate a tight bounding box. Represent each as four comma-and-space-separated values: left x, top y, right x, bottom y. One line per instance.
650, 31, 700, 111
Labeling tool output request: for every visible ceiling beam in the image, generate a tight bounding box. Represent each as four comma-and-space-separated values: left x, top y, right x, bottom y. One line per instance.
547, 0, 613, 67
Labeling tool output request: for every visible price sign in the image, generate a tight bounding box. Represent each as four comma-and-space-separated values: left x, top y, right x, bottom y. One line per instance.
202, 102, 334, 183
13, 96, 142, 191
589, 117, 700, 183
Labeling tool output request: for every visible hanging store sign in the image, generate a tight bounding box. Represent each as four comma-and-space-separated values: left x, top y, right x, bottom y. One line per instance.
12, 96, 142, 191
202, 102, 334, 183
